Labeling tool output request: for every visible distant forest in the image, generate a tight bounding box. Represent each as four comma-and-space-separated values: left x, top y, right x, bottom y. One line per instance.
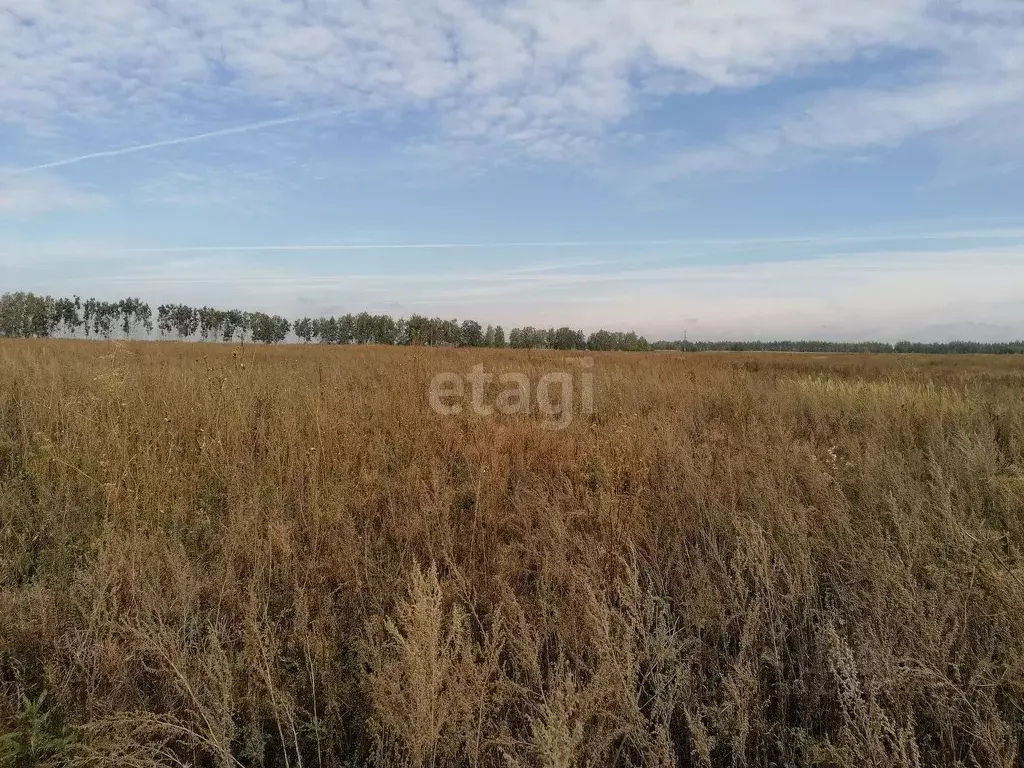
1, 291, 1022, 354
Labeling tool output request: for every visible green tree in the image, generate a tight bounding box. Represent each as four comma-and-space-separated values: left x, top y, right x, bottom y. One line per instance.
250, 313, 290, 344
294, 317, 315, 343
0, 292, 56, 338
117, 297, 152, 338
550, 326, 585, 350
196, 306, 224, 341
338, 314, 355, 344
51, 296, 82, 337
375, 314, 398, 345
460, 319, 483, 347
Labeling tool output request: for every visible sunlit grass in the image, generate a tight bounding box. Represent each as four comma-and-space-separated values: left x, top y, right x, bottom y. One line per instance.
1, 340, 1022, 766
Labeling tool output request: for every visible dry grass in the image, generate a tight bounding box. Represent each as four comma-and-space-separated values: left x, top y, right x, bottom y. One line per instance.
1, 339, 1022, 767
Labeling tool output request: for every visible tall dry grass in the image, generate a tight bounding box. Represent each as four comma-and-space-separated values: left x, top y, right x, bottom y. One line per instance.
0, 340, 1022, 767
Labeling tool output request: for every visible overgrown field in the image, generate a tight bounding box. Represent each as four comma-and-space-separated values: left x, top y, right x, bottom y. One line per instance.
1, 340, 1023, 767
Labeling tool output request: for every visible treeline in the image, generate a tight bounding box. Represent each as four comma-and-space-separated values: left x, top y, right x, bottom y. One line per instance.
0, 292, 294, 344
0, 291, 650, 350
652, 339, 1024, 355
2, 292, 1021, 354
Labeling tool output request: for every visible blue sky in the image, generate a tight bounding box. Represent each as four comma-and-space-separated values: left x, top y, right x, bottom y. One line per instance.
2, 0, 1023, 341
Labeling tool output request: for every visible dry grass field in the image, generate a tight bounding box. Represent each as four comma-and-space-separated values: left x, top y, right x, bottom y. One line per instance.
1, 339, 1022, 767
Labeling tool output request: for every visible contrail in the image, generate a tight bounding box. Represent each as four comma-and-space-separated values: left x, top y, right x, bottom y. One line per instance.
10, 228, 1024, 266
95, 240, 702, 253
11, 111, 340, 173
33, 226, 1024, 255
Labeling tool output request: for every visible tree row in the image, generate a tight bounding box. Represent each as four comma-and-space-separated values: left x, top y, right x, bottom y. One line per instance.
2, 291, 1021, 354
0, 292, 650, 350
651, 339, 1024, 355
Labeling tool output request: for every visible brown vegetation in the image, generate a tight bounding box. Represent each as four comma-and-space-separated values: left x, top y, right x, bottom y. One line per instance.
1, 340, 1022, 767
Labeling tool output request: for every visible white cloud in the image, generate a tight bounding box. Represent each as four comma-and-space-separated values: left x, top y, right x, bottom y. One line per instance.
3, 0, 1022, 170
652, 68, 1024, 180
642, 2, 1024, 180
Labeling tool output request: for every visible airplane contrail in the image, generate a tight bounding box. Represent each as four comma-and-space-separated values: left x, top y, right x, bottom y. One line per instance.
29, 227, 1024, 255
94, 240, 703, 253
11, 111, 340, 173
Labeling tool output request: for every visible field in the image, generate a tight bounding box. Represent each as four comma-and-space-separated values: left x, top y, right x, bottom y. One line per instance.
1, 340, 1022, 767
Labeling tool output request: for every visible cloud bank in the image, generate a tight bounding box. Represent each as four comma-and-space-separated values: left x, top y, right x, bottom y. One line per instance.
3, 0, 1023, 172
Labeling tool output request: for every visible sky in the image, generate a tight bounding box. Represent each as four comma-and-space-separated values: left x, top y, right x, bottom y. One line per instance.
1, 0, 1023, 342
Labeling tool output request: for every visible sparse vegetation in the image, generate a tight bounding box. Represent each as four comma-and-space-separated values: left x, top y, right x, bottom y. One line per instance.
1, 339, 1022, 766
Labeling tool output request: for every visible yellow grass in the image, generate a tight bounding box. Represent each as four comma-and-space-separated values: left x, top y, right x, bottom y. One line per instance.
1, 340, 1022, 767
